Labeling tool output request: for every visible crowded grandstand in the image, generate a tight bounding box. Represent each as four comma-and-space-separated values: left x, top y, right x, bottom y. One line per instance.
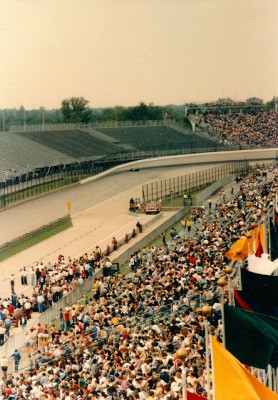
0, 100, 278, 399
0, 163, 277, 398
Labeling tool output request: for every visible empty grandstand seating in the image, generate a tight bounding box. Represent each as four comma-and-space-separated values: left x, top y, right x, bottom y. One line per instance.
0, 124, 224, 181
0, 132, 72, 178
97, 125, 221, 151
15, 129, 124, 158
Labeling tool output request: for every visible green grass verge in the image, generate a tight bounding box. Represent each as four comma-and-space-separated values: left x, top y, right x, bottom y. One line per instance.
0, 219, 73, 262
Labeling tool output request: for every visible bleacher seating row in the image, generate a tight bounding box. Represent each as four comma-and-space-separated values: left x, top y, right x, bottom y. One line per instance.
0, 125, 223, 178
15, 130, 124, 159
98, 125, 220, 151
0, 132, 72, 178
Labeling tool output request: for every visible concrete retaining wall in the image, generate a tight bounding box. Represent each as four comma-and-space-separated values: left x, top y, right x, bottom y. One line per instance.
0, 215, 70, 251
98, 208, 187, 270
194, 175, 235, 205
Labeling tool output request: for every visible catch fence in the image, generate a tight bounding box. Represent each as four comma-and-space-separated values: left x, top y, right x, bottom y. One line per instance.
142, 160, 247, 203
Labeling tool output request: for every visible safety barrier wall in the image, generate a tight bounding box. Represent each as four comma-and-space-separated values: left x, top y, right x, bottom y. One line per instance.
0, 215, 70, 251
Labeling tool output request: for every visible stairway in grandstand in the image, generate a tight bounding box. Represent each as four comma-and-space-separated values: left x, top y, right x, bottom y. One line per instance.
84, 127, 136, 151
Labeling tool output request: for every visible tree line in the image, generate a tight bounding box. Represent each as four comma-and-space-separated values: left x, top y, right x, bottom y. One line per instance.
1, 96, 277, 129
0, 99, 183, 128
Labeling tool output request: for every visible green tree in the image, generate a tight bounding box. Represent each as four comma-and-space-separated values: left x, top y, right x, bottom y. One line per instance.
266, 97, 278, 111
125, 102, 149, 121
245, 97, 264, 105
61, 97, 92, 123
147, 103, 163, 120
216, 97, 235, 105
100, 106, 126, 121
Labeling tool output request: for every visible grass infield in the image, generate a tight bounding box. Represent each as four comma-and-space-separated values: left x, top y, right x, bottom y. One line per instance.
0, 218, 72, 262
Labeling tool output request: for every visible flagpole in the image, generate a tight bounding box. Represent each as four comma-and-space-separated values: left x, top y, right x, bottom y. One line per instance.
268, 365, 273, 391
176, 348, 187, 400
209, 335, 216, 400
252, 228, 257, 253
272, 367, 277, 393
265, 216, 270, 257
237, 260, 242, 291
267, 213, 271, 259
217, 277, 227, 348
202, 305, 212, 400
225, 266, 233, 305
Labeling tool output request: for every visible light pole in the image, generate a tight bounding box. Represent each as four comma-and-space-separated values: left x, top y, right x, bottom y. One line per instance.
176, 347, 188, 400
202, 305, 212, 400
42, 107, 45, 130
2, 109, 5, 132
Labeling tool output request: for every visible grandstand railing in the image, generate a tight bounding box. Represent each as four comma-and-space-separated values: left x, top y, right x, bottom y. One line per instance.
3, 120, 169, 133
0, 277, 94, 358
5, 289, 221, 372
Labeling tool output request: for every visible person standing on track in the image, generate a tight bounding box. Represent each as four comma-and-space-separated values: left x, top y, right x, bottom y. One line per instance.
10, 274, 15, 292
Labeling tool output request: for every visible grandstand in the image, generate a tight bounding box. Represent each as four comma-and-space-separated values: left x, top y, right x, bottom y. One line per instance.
0, 162, 277, 398
0, 123, 224, 180
196, 110, 278, 148
0, 111, 278, 397
96, 125, 221, 152
15, 129, 125, 159
0, 131, 73, 177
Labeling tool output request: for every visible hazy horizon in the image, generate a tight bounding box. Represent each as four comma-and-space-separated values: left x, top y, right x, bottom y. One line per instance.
1, 0, 277, 109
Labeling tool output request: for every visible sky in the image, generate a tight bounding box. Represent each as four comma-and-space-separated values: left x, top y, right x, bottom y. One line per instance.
0, 0, 277, 109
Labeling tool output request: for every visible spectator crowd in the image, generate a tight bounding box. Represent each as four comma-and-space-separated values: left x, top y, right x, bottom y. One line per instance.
199, 110, 278, 148
0, 164, 277, 400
